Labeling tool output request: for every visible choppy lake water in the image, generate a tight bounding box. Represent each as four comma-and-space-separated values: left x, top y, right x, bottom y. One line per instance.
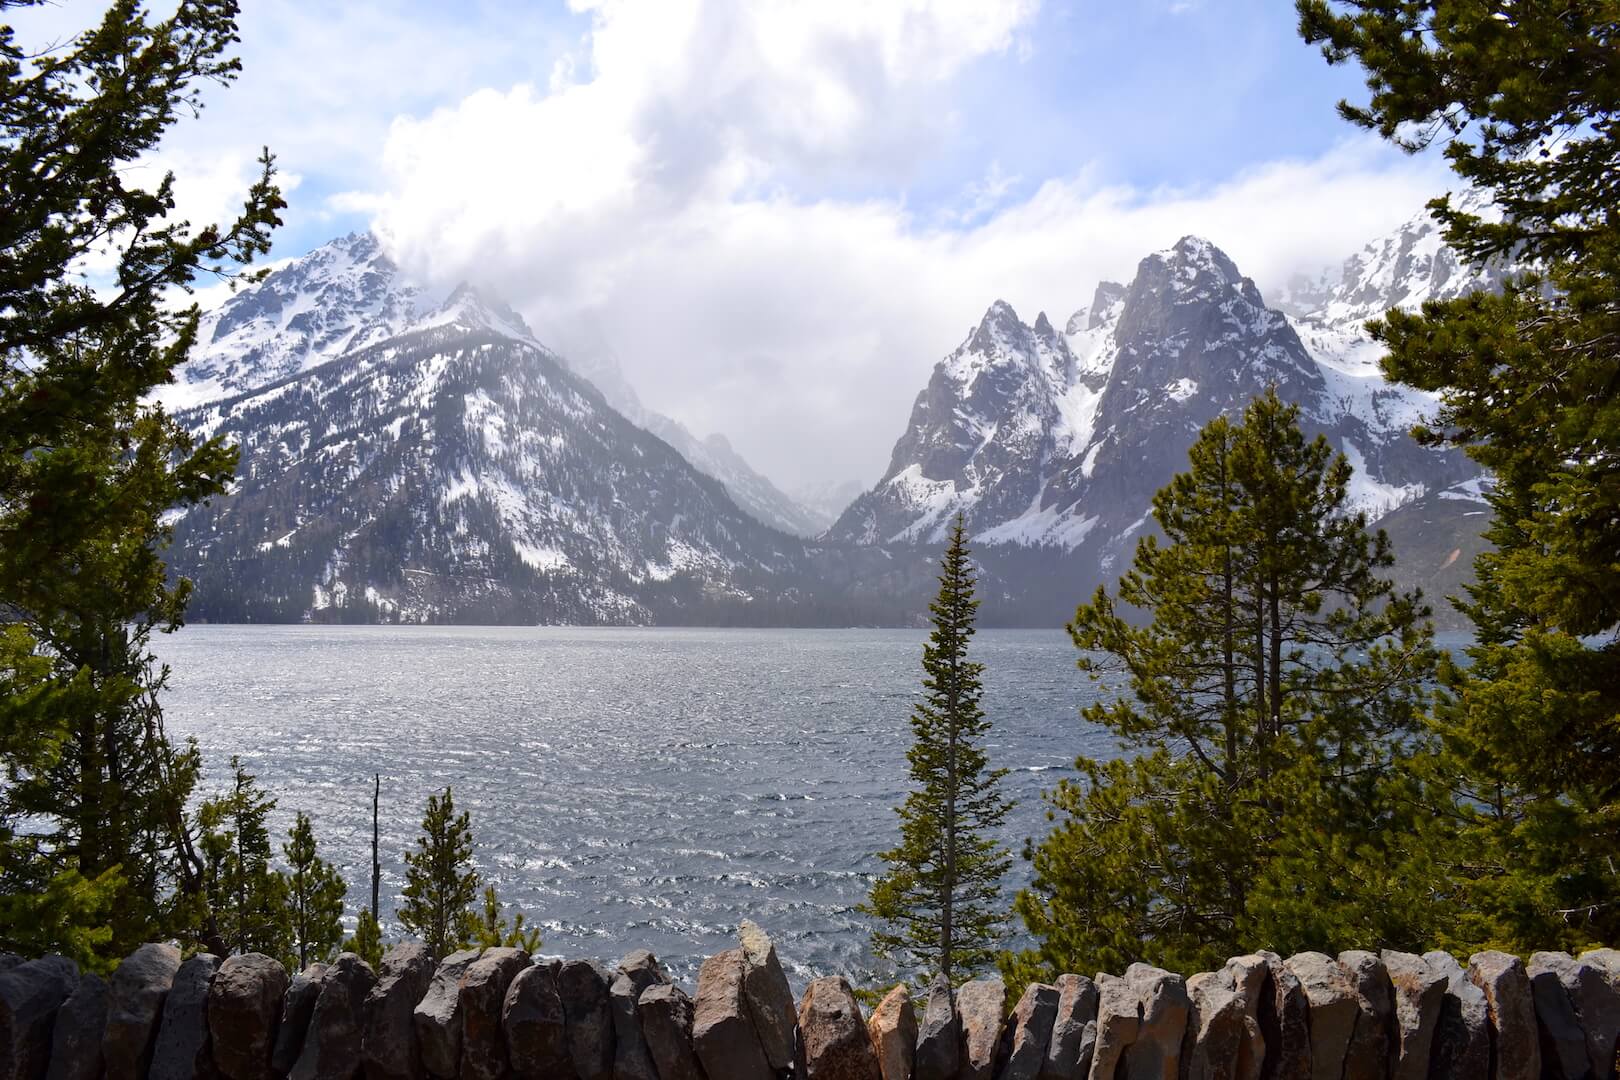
154, 625, 1121, 987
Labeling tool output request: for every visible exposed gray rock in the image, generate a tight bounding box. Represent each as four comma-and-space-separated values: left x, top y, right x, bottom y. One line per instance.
208, 953, 289, 1080
559, 958, 615, 1080
273, 964, 328, 1076
1180, 972, 1246, 1080
459, 948, 528, 1080
1529, 951, 1611, 1080
1555, 951, 1620, 1079
1286, 953, 1357, 1080
1218, 956, 1267, 1080
738, 921, 798, 1074
362, 942, 435, 1080
1089, 973, 1139, 1080
692, 947, 771, 1080
413, 948, 481, 1080
1042, 974, 1098, 1080
609, 970, 659, 1080
956, 977, 1006, 1080
913, 974, 960, 1080
1254, 952, 1311, 1080
1468, 950, 1540, 1080
999, 983, 1059, 1080
1121, 963, 1188, 1080
45, 971, 108, 1080
797, 976, 879, 1080
637, 982, 703, 1080
0, 957, 20, 975
105, 942, 182, 1080
1337, 950, 1393, 1080
502, 960, 573, 1080
615, 951, 669, 998
150, 952, 221, 1080
867, 983, 915, 1080
0, 954, 78, 1080
1423, 952, 1490, 1080
1379, 950, 1445, 1080
292, 952, 377, 1080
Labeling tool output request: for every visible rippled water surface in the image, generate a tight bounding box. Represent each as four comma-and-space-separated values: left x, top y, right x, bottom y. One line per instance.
155, 625, 1122, 987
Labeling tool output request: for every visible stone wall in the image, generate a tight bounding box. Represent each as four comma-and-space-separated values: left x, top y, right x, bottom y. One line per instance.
3, 923, 1617, 1080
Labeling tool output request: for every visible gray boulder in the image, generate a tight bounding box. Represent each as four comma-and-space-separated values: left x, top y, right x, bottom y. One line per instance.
273, 964, 328, 1077
957, 977, 1006, 1080
208, 953, 290, 1080
609, 971, 659, 1080
637, 982, 703, 1080
1286, 952, 1357, 1080
1467, 950, 1540, 1080
1042, 974, 1098, 1080
1546, 951, 1620, 1079
459, 948, 528, 1080
692, 947, 771, 1080
502, 960, 573, 1080
105, 942, 182, 1080
1254, 952, 1311, 1080
1122, 963, 1188, 1080
1089, 973, 1140, 1080
413, 948, 481, 1080
45, 971, 108, 1080
738, 921, 798, 1075
913, 974, 960, 1080
1218, 955, 1268, 1080
559, 958, 615, 1080
1336, 950, 1393, 1080
1423, 952, 1489, 1080
999, 983, 1059, 1080
797, 976, 879, 1080
362, 942, 434, 1080
1180, 972, 1246, 1080
0, 954, 78, 1080
1528, 951, 1608, 1080
1380, 950, 1445, 1080
150, 952, 222, 1080
866, 984, 915, 1080
292, 952, 377, 1080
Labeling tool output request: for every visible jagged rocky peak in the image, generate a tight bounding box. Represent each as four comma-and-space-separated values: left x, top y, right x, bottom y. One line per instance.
414, 281, 538, 343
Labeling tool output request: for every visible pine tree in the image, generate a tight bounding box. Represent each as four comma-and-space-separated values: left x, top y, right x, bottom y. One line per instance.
283, 811, 345, 970
1005, 391, 1438, 979
1297, 0, 1620, 949
344, 908, 384, 968
473, 886, 542, 952
398, 786, 481, 960
0, 0, 282, 966
864, 515, 1012, 984
197, 757, 292, 958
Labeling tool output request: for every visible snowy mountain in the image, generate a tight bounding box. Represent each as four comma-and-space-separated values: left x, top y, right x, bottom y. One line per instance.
827, 225, 1487, 611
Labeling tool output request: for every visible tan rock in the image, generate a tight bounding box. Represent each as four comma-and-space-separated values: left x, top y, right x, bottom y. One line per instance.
866, 984, 915, 1080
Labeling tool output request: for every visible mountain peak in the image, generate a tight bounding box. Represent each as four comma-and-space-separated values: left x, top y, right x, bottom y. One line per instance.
415, 282, 537, 343
1033, 311, 1058, 340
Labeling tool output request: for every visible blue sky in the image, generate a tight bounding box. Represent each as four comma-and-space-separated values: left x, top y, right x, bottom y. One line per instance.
18, 1, 1454, 488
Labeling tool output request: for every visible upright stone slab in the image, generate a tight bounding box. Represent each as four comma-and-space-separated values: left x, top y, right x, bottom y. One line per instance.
1089, 973, 1140, 1080
208, 953, 290, 1080
797, 976, 880, 1080
1000, 983, 1060, 1080
1467, 951, 1540, 1080
1423, 952, 1489, 1080
1219, 956, 1268, 1080
0, 954, 78, 1080
1336, 951, 1393, 1080
637, 982, 704, 1080
957, 977, 1007, 1080
150, 953, 222, 1080
692, 947, 771, 1080
502, 960, 572, 1080
1529, 951, 1611, 1080
413, 948, 481, 1080
1180, 972, 1246, 1080
45, 971, 108, 1080
1122, 964, 1188, 1080
610, 970, 659, 1080
1042, 974, 1098, 1080
458, 948, 527, 1080
558, 958, 614, 1080
1255, 952, 1311, 1080
273, 964, 328, 1077
1543, 950, 1620, 1079
1380, 950, 1446, 1080
913, 974, 960, 1080
105, 942, 182, 1080
1286, 953, 1357, 1080
363, 943, 434, 1080
738, 921, 798, 1075
292, 952, 377, 1080
867, 984, 915, 1080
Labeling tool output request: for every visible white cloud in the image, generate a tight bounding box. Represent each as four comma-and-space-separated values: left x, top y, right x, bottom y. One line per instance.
348, 0, 1450, 492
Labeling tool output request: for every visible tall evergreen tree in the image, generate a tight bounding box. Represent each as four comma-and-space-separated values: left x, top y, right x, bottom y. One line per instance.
283, 811, 345, 970
1005, 391, 1438, 980
196, 757, 291, 958
344, 908, 384, 969
0, 0, 282, 966
398, 786, 481, 960
864, 515, 1011, 984
1297, 0, 1620, 948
